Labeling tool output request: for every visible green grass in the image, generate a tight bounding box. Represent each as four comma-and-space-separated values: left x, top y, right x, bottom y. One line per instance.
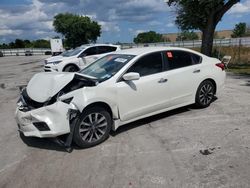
227, 64, 250, 75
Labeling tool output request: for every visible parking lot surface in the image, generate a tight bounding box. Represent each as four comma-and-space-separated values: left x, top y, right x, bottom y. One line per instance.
0, 56, 250, 188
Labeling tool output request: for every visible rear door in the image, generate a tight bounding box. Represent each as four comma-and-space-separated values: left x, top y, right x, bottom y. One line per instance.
164, 50, 203, 106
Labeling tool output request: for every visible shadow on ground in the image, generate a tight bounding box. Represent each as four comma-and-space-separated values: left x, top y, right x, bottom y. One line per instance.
19, 132, 72, 152
19, 99, 218, 152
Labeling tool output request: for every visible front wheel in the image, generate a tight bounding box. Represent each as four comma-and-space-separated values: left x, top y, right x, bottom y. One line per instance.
73, 107, 112, 148
195, 80, 215, 108
63, 65, 78, 72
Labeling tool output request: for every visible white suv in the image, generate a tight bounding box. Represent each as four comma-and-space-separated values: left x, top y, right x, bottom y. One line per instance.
44, 44, 121, 72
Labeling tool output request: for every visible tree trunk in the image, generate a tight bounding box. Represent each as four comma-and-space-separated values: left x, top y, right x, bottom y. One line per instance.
201, 20, 216, 57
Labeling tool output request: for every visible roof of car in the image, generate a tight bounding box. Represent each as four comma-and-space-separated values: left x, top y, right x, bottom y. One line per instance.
112, 47, 203, 56
80, 43, 120, 48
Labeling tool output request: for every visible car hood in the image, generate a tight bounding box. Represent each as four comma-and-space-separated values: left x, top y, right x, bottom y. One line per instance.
26, 72, 96, 103
46, 55, 63, 62
46, 55, 77, 63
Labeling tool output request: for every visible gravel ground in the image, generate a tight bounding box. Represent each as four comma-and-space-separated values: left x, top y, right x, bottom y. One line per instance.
0, 56, 250, 188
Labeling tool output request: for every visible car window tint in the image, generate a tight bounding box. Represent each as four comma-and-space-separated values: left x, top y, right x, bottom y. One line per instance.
191, 53, 202, 64
98, 46, 117, 54
127, 52, 163, 77
166, 51, 194, 70
84, 47, 98, 56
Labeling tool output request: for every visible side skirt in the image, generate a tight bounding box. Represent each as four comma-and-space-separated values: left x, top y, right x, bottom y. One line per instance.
113, 101, 194, 131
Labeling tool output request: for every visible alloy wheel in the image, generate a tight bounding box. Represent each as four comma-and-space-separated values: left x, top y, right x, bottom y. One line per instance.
199, 83, 214, 106
79, 113, 108, 143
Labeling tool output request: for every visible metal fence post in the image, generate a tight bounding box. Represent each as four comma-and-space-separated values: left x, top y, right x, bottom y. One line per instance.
238, 38, 241, 64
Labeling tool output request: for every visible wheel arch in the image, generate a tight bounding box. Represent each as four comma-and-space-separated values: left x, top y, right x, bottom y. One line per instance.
82, 102, 113, 120
81, 101, 115, 130
201, 78, 217, 94
63, 63, 80, 72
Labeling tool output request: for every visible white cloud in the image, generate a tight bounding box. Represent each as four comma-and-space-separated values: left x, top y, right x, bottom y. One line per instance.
135, 29, 147, 35
166, 22, 175, 27
99, 21, 120, 32
0, 29, 22, 36
0, 0, 171, 43
229, 0, 250, 14
148, 21, 161, 26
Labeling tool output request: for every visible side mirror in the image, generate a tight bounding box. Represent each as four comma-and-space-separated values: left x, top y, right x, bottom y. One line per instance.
122, 72, 140, 81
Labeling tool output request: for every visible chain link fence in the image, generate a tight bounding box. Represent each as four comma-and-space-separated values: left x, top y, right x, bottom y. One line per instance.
0, 48, 51, 56
121, 37, 250, 64
1, 37, 249, 64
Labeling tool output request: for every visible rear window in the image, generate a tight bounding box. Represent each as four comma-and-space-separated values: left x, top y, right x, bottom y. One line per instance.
166, 51, 201, 70
191, 53, 202, 64
98, 46, 117, 54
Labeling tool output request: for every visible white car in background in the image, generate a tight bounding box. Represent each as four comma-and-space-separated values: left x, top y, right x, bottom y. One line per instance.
44, 44, 121, 72
16, 47, 226, 149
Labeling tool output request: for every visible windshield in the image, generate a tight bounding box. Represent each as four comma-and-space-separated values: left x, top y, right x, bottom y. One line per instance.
80, 54, 135, 82
62, 47, 85, 57
61, 49, 73, 56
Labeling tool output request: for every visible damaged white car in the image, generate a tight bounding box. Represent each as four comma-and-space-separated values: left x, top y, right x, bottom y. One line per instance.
15, 47, 226, 149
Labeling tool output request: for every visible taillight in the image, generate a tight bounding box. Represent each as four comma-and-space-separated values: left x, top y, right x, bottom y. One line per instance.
216, 63, 225, 71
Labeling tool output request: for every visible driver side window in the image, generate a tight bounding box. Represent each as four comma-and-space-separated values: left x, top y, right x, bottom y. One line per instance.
126, 52, 163, 77
82, 47, 98, 57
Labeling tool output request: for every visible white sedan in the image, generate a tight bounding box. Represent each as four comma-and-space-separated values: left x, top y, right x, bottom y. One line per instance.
15, 47, 226, 148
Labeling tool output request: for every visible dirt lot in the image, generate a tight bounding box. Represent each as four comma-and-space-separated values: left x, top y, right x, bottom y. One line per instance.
0, 56, 250, 188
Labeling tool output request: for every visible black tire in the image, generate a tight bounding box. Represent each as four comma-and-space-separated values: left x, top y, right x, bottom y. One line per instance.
195, 80, 215, 108
73, 107, 112, 148
63, 65, 79, 72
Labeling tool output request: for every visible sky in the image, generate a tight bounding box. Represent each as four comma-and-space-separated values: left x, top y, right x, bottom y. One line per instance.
0, 0, 250, 44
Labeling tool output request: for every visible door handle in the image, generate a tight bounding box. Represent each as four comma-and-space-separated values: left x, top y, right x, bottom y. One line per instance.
158, 78, 168, 83
193, 69, 200, 73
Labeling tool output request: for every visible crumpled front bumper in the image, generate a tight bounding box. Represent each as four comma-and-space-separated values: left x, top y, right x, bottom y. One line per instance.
15, 101, 73, 138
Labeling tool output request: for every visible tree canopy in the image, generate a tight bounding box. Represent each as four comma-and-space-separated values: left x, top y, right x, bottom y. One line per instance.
167, 0, 240, 56
0, 39, 50, 49
133, 31, 164, 44
231, 22, 249, 38
53, 13, 101, 48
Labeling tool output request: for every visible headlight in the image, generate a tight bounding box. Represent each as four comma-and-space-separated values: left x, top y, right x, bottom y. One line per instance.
52, 61, 62, 65
45, 60, 62, 65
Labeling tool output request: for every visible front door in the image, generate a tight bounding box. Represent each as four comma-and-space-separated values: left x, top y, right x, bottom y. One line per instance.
116, 52, 171, 121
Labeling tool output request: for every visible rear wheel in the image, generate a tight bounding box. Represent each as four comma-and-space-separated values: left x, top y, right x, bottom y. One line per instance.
73, 107, 112, 148
63, 65, 79, 72
195, 80, 215, 108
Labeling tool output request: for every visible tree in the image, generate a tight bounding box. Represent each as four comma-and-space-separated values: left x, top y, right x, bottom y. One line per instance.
15, 39, 25, 48
33, 39, 50, 48
231, 22, 247, 38
134, 31, 164, 43
176, 30, 199, 41
167, 0, 240, 56
0, 39, 50, 49
53, 13, 101, 48
24, 40, 32, 48
0, 43, 8, 49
